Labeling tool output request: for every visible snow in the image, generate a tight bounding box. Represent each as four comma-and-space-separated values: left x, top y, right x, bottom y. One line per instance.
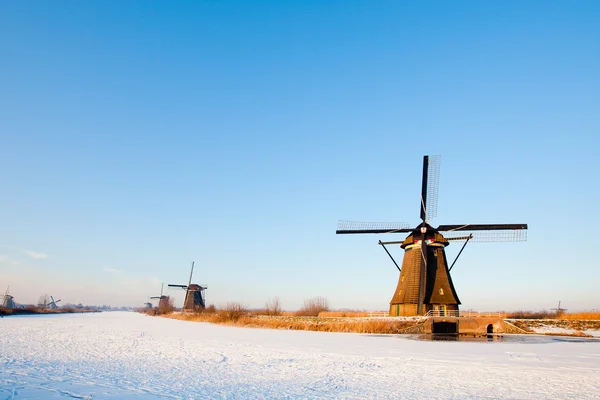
1, 312, 599, 399
527, 325, 600, 338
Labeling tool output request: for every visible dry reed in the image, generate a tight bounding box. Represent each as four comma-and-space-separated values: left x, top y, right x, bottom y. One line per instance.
318, 311, 370, 318
559, 312, 600, 321
164, 313, 419, 334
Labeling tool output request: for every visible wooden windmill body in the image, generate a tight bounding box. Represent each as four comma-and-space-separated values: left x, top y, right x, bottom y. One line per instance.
169, 262, 207, 311
337, 156, 527, 317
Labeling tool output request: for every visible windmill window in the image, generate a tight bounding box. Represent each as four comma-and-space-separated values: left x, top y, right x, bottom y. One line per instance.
399, 289, 403, 295
401, 275, 405, 283
439, 288, 444, 295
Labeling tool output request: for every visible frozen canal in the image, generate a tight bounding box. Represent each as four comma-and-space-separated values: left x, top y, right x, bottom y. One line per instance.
1, 312, 599, 399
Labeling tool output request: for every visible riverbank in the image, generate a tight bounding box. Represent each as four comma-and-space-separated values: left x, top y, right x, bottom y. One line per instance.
0, 307, 100, 316
161, 312, 600, 337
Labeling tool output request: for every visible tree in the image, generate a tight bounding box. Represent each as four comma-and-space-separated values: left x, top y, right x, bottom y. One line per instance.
37, 294, 49, 309
265, 297, 282, 316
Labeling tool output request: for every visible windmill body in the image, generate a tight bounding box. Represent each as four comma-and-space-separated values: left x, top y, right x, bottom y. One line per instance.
337, 156, 527, 317
150, 283, 170, 309
387, 223, 460, 316
2, 287, 16, 309
2, 295, 15, 308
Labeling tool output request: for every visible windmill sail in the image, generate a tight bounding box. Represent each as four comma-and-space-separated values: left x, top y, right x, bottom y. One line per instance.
420, 155, 440, 222
438, 224, 528, 242
336, 221, 411, 235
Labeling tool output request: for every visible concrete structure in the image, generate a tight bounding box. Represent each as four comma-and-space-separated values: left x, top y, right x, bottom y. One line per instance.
399, 314, 528, 335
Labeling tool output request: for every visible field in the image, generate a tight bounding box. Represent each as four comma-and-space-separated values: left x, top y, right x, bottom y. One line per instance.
1, 312, 600, 399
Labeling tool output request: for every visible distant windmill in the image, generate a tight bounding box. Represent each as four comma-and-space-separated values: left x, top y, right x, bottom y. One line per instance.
2, 286, 16, 309
48, 296, 62, 310
150, 283, 170, 309
551, 301, 567, 316
337, 155, 528, 317
168, 261, 207, 311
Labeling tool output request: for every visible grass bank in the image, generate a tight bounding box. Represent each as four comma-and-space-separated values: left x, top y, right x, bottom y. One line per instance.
0, 307, 99, 316
163, 312, 421, 334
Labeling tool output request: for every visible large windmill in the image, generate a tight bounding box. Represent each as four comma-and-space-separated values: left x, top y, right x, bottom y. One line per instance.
336, 155, 528, 317
168, 262, 207, 311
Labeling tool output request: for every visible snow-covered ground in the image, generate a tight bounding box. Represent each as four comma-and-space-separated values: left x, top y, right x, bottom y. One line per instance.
1, 312, 599, 399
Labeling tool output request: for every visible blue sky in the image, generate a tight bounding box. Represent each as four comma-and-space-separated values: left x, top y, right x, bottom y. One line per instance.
1, 1, 598, 311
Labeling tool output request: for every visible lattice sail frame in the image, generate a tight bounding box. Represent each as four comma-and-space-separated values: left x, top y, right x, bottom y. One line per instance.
424, 155, 441, 221
337, 220, 410, 232
442, 229, 527, 242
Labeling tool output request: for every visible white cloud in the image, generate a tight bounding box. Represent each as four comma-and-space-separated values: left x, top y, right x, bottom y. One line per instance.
21, 249, 48, 259
0, 246, 49, 260
103, 267, 120, 273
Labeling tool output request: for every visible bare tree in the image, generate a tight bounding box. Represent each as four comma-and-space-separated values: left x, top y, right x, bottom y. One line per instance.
296, 296, 329, 317
37, 294, 49, 309
265, 297, 282, 316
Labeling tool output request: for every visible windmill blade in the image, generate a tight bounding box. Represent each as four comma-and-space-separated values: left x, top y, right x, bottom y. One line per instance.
188, 261, 195, 286
336, 220, 411, 234
438, 224, 528, 242
438, 223, 528, 231
420, 155, 441, 222
168, 284, 188, 289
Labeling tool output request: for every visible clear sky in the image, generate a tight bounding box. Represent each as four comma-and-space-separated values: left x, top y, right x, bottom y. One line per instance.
1, 1, 598, 311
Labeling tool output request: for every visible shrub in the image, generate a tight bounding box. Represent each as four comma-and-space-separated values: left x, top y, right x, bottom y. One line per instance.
296, 297, 329, 317
506, 310, 556, 319
217, 302, 248, 321
264, 297, 282, 316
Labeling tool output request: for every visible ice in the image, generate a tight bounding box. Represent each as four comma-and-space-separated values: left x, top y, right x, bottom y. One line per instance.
1, 312, 599, 399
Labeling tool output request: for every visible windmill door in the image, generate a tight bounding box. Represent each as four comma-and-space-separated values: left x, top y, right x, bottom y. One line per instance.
434, 304, 447, 316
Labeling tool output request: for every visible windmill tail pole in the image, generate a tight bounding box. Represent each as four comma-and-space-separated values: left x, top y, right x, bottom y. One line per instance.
188, 261, 195, 286
378, 241, 401, 271
449, 234, 473, 272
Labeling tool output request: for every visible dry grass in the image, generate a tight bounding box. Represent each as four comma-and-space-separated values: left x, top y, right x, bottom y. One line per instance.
506, 310, 600, 321
158, 300, 417, 334
505, 310, 557, 319
318, 311, 370, 318
559, 312, 600, 321
165, 313, 419, 334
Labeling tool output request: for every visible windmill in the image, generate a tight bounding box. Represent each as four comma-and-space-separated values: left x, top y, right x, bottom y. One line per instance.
48, 296, 61, 310
150, 283, 170, 309
2, 286, 16, 309
336, 155, 528, 317
168, 261, 207, 311
551, 301, 567, 317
